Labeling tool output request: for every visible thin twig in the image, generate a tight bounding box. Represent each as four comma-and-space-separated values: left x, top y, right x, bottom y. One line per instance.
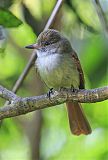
0, 86, 108, 120
44, 0, 63, 30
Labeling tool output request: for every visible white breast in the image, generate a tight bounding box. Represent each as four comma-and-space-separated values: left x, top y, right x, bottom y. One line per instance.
36, 51, 60, 74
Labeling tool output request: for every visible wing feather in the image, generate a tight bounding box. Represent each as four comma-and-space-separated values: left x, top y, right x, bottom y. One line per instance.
71, 50, 85, 89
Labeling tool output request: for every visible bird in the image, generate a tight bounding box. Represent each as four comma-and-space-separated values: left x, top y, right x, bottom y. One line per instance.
25, 29, 92, 135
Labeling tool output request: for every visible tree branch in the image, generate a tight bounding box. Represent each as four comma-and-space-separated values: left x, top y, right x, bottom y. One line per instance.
0, 85, 18, 102
0, 85, 108, 120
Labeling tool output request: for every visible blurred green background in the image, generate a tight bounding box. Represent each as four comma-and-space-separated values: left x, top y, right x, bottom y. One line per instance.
0, 0, 108, 160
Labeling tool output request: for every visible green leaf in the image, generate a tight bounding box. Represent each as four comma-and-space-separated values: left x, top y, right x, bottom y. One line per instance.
0, 8, 22, 28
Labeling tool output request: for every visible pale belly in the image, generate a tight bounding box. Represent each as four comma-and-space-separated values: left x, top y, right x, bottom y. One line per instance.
36, 53, 80, 89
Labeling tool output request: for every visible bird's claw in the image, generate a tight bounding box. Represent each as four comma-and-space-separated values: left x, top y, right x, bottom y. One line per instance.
47, 88, 54, 99
71, 85, 78, 93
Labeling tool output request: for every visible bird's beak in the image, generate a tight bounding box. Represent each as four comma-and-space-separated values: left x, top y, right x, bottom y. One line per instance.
25, 43, 40, 50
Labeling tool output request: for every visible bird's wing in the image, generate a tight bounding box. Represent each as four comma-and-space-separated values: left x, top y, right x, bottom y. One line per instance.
71, 50, 85, 89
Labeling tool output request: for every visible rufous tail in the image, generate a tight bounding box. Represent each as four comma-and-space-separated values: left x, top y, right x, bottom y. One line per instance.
66, 102, 92, 135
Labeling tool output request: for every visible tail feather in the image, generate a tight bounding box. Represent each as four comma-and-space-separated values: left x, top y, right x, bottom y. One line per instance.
66, 102, 92, 135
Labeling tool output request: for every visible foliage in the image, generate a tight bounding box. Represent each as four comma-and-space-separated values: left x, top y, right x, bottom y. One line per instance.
0, 8, 22, 28
0, 2, 22, 55
0, 0, 108, 160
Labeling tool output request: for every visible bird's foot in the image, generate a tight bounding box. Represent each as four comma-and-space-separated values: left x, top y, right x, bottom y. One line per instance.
47, 88, 54, 99
71, 85, 78, 93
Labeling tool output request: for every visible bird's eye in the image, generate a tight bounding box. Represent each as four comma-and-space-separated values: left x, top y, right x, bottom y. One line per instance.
45, 41, 50, 45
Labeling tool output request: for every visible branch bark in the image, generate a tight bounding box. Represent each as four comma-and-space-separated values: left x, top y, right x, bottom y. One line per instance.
0, 85, 108, 120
